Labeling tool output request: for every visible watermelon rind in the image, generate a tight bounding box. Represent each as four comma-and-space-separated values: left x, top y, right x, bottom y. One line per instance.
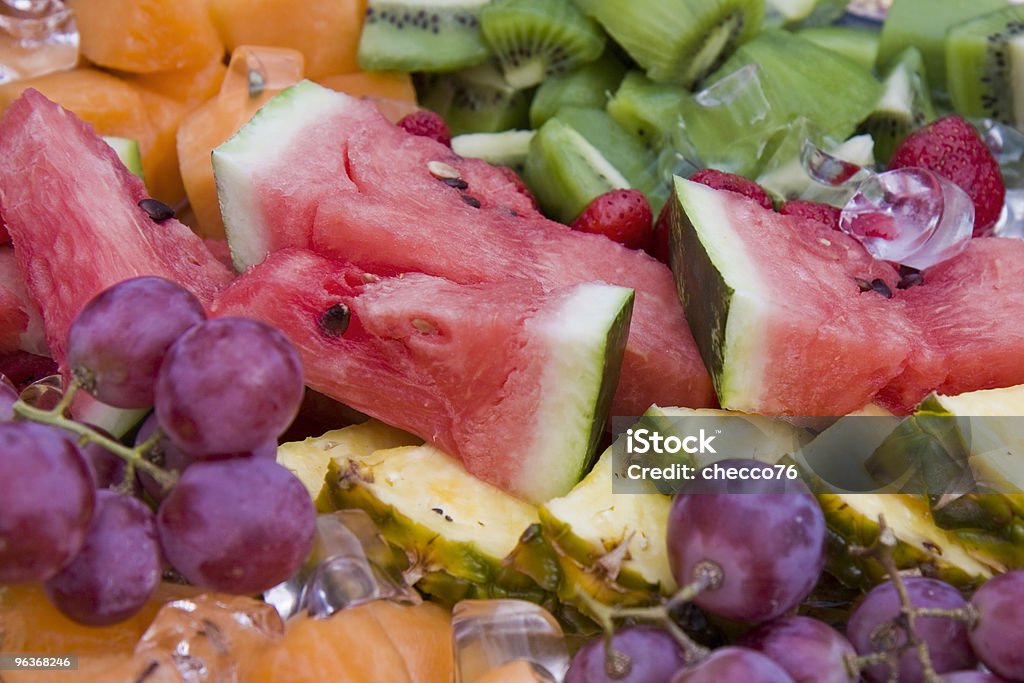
212, 80, 353, 272
669, 177, 767, 411
518, 282, 634, 502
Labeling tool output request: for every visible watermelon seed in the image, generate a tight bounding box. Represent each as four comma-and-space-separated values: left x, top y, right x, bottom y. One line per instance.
855, 278, 873, 292
362, 273, 381, 283
411, 318, 437, 333
461, 194, 482, 209
897, 265, 924, 290
318, 303, 351, 337
870, 279, 893, 298
441, 177, 469, 190
427, 160, 461, 180
138, 198, 175, 222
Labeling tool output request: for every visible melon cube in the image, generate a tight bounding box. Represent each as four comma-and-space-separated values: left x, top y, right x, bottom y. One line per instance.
126, 56, 229, 109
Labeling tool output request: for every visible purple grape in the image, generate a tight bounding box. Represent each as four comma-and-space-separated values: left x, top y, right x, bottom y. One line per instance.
942, 672, 1012, 683
670, 647, 795, 683
66, 276, 206, 409
0, 422, 95, 582
565, 626, 688, 683
969, 571, 1024, 680
154, 317, 304, 455
44, 490, 161, 625
665, 459, 826, 623
156, 457, 315, 594
0, 377, 17, 422
846, 577, 975, 683
739, 615, 857, 683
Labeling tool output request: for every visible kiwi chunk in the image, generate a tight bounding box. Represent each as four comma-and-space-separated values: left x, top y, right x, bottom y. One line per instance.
529, 50, 626, 128
480, 0, 605, 89
575, 0, 765, 87
796, 25, 880, 71
946, 5, 1024, 128
357, 0, 492, 73
858, 46, 936, 165
415, 61, 531, 135
875, 0, 1006, 92
607, 71, 688, 150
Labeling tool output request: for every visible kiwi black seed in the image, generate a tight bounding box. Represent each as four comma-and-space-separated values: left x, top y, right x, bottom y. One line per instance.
946, 5, 1024, 127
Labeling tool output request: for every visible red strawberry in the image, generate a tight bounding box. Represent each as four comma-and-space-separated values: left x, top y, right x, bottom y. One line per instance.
571, 189, 653, 251
887, 115, 1005, 235
690, 168, 774, 210
779, 200, 842, 231
649, 200, 674, 264
496, 166, 538, 209
397, 110, 452, 147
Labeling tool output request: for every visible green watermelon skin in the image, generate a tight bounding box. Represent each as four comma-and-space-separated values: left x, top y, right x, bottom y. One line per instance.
215, 81, 716, 416
212, 248, 634, 503
0, 89, 234, 366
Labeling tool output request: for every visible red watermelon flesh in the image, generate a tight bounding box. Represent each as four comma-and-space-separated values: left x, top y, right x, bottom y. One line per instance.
213, 81, 715, 415
213, 248, 633, 502
0, 246, 45, 356
0, 90, 234, 366
879, 237, 1024, 409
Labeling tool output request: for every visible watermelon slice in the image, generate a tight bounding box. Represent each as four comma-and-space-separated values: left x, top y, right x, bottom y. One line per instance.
213, 81, 715, 415
0, 246, 45, 356
0, 90, 234, 366
672, 177, 1024, 415
213, 248, 634, 503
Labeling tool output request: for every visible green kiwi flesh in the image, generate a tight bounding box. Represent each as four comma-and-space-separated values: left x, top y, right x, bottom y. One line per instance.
858, 46, 936, 165
529, 50, 626, 128
357, 0, 493, 73
764, 0, 844, 28
606, 71, 688, 149
415, 61, 532, 135
796, 25, 880, 71
875, 0, 1006, 92
480, 0, 605, 89
574, 0, 765, 87
946, 5, 1024, 128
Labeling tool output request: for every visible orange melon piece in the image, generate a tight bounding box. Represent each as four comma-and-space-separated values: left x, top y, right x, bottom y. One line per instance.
249, 600, 454, 683
68, 0, 223, 73
177, 46, 305, 239
208, 0, 366, 79
477, 661, 550, 683
138, 91, 190, 205
317, 70, 417, 102
127, 56, 229, 109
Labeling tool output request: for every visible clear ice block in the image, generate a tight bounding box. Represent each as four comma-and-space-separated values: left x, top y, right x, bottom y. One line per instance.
0, 0, 78, 85
263, 509, 420, 620
452, 599, 569, 683
839, 167, 974, 270
132, 594, 285, 683
18, 372, 62, 410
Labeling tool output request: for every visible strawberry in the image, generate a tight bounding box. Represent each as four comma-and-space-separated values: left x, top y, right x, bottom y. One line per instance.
571, 189, 653, 251
887, 115, 1005, 236
397, 110, 452, 147
690, 168, 774, 210
779, 200, 842, 231
650, 200, 673, 264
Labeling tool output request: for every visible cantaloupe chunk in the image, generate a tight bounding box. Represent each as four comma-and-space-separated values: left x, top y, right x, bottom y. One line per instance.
177, 47, 305, 238
68, 0, 224, 73
208, 0, 366, 78
127, 56, 228, 109
138, 92, 189, 205
316, 70, 417, 102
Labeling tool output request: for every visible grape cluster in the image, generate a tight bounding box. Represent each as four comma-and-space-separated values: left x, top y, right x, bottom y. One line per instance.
0, 276, 314, 625
567, 458, 1024, 683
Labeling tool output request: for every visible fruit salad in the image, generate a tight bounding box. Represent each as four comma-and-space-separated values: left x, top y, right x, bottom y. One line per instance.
5, 0, 1024, 681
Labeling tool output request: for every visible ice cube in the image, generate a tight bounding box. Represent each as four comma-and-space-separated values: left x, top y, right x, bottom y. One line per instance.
839, 167, 973, 270
452, 599, 569, 683
263, 509, 420, 620
18, 373, 62, 410
0, 0, 78, 84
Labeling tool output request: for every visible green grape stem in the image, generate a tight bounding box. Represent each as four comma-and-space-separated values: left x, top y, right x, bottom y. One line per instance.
12, 381, 177, 491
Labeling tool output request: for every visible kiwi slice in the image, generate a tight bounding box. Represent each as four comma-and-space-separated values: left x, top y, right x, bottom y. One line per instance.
946, 5, 1024, 128
415, 61, 532, 135
523, 118, 630, 223
606, 71, 688, 150
357, 0, 492, 73
450, 130, 535, 171
576, 0, 765, 88
858, 46, 936, 166
480, 0, 605, 89
875, 0, 1006, 92
796, 25, 880, 72
529, 50, 626, 128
